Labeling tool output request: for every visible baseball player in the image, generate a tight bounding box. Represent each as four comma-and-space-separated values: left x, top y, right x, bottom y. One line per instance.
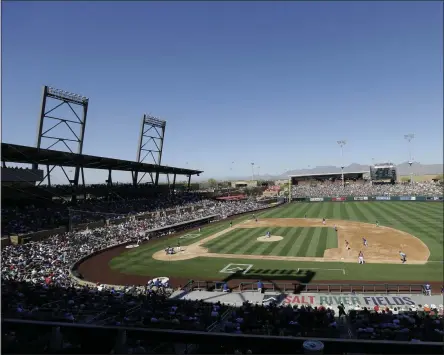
363, 237, 368, 247
266, 231, 271, 238
230, 222, 233, 228
304, 214, 307, 219
322, 218, 326, 225
376, 220, 379, 227
399, 251, 407, 263
424, 283, 432, 296
345, 240, 350, 250
358, 251, 364, 264
255, 217, 258, 222
334, 225, 338, 232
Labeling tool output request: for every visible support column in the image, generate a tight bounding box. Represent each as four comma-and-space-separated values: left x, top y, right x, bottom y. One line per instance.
107, 169, 113, 187
47, 165, 52, 187
172, 174, 177, 194
132, 171, 138, 186
187, 175, 191, 191
288, 177, 292, 202
81, 167, 86, 200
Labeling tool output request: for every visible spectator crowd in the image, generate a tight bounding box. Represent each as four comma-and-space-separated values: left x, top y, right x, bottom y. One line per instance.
1, 194, 263, 237
2, 187, 443, 353
292, 181, 443, 198
1, 198, 267, 289
1, 196, 269, 353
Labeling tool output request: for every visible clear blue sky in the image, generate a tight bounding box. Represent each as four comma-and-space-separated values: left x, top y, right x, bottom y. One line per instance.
2, 1, 443, 183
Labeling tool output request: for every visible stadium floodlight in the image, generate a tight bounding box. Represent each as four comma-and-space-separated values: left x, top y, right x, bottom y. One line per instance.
143, 114, 166, 128
251, 162, 255, 181
404, 134, 415, 184
337, 140, 347, 187
47, 86, 89, 104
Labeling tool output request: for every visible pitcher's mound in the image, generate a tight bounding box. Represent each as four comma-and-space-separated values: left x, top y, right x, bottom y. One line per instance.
257, 235, 283, 242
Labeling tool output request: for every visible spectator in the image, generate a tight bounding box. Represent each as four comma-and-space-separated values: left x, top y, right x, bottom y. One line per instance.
291, 180, 443, 199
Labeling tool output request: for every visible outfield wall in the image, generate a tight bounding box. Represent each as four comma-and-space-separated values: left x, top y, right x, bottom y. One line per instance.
291, 195, 443, 202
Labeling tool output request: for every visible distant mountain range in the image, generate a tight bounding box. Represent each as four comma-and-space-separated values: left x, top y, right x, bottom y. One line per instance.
219, 162, 443, 181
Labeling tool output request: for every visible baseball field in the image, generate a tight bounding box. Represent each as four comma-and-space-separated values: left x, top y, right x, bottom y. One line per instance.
77, 202, 443, 287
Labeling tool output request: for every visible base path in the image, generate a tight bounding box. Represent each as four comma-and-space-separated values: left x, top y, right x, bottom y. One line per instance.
152, 218, 430, 264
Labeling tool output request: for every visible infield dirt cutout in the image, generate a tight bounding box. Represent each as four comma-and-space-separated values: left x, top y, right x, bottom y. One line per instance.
256, 235, 283, 242
152, 218, 430, 264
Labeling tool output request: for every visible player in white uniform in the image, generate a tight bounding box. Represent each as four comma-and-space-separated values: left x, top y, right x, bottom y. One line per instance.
358, 251, 364, 264
266, 231, 271, 238
399, 251, 407, 263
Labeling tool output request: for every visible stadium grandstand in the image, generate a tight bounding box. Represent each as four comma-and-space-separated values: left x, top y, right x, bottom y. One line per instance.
1, 85, 443, 353
290, 171, 371, 185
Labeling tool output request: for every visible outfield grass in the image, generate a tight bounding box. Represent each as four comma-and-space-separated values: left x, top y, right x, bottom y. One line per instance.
109, 202, 444, 282
204, 227, 337, 257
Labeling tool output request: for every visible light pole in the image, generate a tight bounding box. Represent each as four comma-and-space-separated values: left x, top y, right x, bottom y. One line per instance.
230, 161, 234, 171
337, 140, 347, 187
404, 134, 415, 184
251, 162, 255, 181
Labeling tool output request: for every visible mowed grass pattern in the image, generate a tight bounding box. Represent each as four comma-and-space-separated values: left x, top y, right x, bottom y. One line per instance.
259, 202, 444, 261
108, 202, 443, 282
204, 227, 338, 257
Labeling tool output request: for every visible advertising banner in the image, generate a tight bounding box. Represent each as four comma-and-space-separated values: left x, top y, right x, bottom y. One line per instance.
280, 293, 444, 308
332, 197, 346, 202
427, 196, 443, 201
399, 196, 411, 201
353, 196, 368, 201
310, 197, 324, 202
376, 196, 390, 201
410, 197, 416, 201
293, 198, 307, 202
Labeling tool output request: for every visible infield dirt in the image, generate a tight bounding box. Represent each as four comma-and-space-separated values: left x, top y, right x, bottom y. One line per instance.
152, 218, 430, 264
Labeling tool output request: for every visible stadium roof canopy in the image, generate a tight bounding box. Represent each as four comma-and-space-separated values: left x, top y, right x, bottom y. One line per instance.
289, 171, 369, 178
1, 143, 203, 176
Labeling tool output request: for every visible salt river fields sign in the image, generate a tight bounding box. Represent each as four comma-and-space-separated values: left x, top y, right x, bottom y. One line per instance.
280, 293, 443, 308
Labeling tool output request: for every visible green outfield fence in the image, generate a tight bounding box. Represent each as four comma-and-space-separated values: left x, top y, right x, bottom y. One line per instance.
292, 196, 443, 202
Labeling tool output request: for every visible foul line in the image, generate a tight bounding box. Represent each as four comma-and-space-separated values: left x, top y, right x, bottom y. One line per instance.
298, 267, 346, 275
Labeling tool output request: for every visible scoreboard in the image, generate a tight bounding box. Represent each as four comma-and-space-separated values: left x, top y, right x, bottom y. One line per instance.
370, 164, 397, 182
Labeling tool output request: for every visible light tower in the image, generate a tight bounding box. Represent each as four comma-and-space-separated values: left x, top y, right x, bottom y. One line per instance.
404, 134, 415, 184
251, 162, 255, 181
337, 140, 347, 187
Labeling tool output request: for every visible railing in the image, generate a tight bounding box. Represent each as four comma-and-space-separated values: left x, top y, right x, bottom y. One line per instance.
2, 319, 443, 354
302, 283, 425, 294
187, 281, 427, 294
